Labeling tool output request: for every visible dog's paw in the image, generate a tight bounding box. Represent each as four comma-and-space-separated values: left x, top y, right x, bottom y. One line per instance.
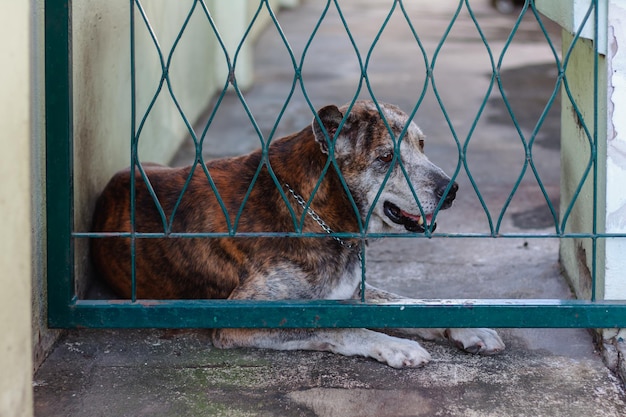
446, 328, 505, 355
371, 337, 431, 368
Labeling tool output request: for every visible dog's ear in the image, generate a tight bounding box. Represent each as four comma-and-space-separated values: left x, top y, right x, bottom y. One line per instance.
312, 105, 344, 154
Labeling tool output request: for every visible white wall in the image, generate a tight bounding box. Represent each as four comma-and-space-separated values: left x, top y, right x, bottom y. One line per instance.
0, 1, 34, 416
604, 0, 626, 300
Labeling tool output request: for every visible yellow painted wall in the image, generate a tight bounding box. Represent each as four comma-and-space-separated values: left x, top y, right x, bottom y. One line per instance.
0, 1, 34, 416
559, 31, 607, 300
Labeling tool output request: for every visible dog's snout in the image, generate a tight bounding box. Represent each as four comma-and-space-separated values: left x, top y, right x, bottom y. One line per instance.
436, 179, 458, 209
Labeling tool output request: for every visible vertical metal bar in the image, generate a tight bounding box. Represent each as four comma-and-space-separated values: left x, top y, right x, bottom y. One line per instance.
45, 0, 74, 326
591, 0, 599, 302
359, 240, 366, 302
130, 0, 137, 302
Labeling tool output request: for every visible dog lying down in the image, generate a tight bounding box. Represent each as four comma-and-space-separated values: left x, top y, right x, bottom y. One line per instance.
91, 100, 504, 368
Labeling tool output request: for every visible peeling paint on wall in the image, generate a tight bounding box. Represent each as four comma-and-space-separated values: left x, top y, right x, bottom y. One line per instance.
605, 0, 626, 300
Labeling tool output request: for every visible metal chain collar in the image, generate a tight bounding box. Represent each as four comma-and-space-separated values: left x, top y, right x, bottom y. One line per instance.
283, 183, 357, 251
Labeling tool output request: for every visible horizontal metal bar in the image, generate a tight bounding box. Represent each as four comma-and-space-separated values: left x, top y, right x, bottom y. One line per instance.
49, 299, 626, 329
73, 232, 626, 239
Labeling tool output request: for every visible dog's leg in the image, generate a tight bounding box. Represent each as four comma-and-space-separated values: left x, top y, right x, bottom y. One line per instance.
213, 327, 430, 368
212, 269, 431, 368
358, 283, 505, 355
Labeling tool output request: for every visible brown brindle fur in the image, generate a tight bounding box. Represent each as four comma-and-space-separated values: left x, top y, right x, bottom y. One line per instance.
92, 126, 360, 300
91, 101, 505, 368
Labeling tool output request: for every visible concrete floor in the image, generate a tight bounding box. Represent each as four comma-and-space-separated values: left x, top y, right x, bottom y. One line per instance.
35, 0, 626, 416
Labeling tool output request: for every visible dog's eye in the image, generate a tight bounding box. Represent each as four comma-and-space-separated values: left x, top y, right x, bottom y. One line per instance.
377, 151, 394, 163
419, 139, 424, 151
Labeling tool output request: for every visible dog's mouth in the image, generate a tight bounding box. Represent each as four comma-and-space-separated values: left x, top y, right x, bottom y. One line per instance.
383, 201, 436, 233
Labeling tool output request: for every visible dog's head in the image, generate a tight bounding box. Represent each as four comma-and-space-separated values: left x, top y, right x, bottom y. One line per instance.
312, 100, 458, 233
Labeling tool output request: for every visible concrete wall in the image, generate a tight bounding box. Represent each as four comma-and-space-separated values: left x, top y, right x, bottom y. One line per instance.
0, 2, 34, 417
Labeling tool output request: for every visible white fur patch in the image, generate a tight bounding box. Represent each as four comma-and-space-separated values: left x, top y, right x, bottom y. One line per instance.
325, 262, 361, 300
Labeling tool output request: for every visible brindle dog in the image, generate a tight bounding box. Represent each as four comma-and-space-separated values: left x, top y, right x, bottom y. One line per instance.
91, 100, 504, 368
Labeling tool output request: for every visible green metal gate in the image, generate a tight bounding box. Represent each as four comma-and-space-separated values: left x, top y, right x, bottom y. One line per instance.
46, 0, 626, 329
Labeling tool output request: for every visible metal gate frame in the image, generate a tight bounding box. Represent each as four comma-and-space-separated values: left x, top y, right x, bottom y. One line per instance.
46, 0, 626, 329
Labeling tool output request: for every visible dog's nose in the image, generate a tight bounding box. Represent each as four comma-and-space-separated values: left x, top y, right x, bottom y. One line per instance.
436, 180, 458, 208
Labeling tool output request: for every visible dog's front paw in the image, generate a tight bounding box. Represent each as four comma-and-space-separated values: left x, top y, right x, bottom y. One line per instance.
372, 337, 431, 368
445, 328, 505, 355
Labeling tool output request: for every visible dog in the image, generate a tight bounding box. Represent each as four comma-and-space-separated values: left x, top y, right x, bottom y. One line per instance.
91, 100, 505, 368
